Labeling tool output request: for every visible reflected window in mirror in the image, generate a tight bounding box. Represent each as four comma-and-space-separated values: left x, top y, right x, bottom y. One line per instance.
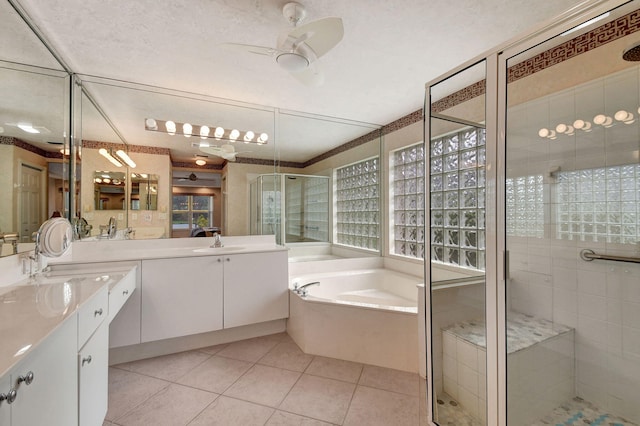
390, 142, 426, 259
334, 157, 380, 251
171, 194, 215, 237
93, 171, 126, 210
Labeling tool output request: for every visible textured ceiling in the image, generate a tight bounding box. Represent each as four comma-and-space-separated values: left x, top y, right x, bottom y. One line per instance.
7, 0, 585, 163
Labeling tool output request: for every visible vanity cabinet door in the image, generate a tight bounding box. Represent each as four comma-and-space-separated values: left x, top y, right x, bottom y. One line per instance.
141, 256, 224, 342
11, 316, 78, 426
79, 320, 108, 426
223, 251, 288, 329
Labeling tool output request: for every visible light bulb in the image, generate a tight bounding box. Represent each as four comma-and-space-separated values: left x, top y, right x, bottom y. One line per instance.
257, 133, 269, 144
214, 127, 224, 139
593, 114, 613, 127
145, 118, 157, 130
95, 178, 102, 183
183, 123, 192, 137
244, 131, 255, 142
200, 125, 210, 139
103, 178, 111, 184
555, 123, 574, 135
614, 110, 634, 124
229, 129, 240, 141
573, 119, 592, 131
195, 159, 206, 166
538, 128, 550, 138
165, 120, 176, 135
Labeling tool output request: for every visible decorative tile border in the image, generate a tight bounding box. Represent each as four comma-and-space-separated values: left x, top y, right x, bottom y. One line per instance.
430, 8, 640, 113
0, 136, 59, 158
82, 140, 171, 156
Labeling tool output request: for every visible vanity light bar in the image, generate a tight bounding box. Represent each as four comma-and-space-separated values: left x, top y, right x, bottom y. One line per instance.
99, 148, 137, 168
144, 118, 268, 145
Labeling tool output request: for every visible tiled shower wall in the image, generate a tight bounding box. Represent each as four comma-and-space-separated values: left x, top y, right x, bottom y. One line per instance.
506, 67, 640, 422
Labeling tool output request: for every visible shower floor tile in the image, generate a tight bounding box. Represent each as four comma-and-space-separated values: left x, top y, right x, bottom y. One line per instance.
434, 392, 483, 426
530, 397, 638, 426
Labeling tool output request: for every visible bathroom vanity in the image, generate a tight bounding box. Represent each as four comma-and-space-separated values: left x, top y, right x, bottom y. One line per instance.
0, 234, 288, 425
0, 268, 136, 426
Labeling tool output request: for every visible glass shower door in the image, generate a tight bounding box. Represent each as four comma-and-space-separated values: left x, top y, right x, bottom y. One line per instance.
504, 3, 640, 424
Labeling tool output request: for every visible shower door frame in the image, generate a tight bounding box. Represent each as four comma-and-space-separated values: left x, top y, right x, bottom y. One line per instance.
496, 0, 632, 424
424, 0, 632, 425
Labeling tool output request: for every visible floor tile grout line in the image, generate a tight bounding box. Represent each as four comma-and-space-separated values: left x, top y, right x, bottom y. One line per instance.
184, 392, 223, 426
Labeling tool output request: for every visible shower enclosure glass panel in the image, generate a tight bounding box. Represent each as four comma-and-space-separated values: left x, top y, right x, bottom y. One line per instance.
251, 173, 329, 245
504, 3, 640, 424
428, 60, 487, 425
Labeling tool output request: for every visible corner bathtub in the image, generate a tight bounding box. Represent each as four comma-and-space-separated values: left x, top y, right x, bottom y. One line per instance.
287, 268, 422, 373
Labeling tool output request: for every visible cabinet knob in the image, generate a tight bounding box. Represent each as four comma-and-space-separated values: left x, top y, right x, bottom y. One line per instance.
18, 371, 34, 386
94, 308, 103, 317
82, 355, 92, 366
123, 289, 129, 296
1, 389, 17, 404
226, 258, 230, 262
217, 258, 221, 263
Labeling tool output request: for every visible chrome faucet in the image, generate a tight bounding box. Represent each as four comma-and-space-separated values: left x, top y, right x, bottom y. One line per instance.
107, 217, 117, 239
293, 281, 320, 297
210, 232, 223, 248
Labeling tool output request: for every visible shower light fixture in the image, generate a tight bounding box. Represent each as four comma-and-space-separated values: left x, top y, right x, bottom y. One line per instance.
145, 118, 268, 145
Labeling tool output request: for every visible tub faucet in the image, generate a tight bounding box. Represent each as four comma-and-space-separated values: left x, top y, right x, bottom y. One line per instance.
293, 281, 320, 297
211, 232, 223, 248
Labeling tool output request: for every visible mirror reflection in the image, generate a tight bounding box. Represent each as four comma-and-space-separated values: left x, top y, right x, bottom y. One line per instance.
93, 171, 126, 210
131, 173, 158, 211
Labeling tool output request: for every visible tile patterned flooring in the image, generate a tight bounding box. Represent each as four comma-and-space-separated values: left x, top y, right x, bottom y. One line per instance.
103, 332, 421, 426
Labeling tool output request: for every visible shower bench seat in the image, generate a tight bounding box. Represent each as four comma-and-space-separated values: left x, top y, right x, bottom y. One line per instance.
442, 312, 574, 424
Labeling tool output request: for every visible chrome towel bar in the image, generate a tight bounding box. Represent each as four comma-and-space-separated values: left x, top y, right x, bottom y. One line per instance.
580, 249, 640, 264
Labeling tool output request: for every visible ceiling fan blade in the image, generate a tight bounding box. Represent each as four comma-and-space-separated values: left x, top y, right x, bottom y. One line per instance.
290, 61, 324, 86
287, 17, 344, 58
219, 42, 279, 57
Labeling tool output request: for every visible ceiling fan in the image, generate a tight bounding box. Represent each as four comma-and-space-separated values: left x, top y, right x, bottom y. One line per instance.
198, 144, 250, 162
221, 2, 344, 86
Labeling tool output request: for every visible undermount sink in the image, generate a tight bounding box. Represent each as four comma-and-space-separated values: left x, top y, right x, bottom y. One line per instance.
192, 246, 245, 253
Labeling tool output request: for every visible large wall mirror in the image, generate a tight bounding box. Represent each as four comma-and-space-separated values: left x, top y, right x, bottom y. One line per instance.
1, 0, 383, 254
0, 0, 70, 257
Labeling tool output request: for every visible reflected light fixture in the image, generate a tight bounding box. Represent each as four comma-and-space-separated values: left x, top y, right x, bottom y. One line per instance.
538, 128, 556, 139
593, 114, 613, 127
195, 159, 207, 166
145, 118, 268, 145
573, 119, 592, 132
99, 148, 123, 167
555, 123, 574, 135
614, 110, 635, 124
115, 149, 137, 168
17, 122, 40, 134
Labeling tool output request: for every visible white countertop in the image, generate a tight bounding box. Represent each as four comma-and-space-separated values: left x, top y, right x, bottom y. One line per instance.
0, 270, 129, 378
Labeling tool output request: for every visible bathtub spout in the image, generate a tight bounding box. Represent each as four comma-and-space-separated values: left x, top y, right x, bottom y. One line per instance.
293, 281, 320, 297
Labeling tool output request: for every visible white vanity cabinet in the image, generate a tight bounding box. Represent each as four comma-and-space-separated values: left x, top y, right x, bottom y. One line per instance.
141, 256, 224, 342
9, 316, 79, 426
78, 321, 108, 426
0, 373, 10, 424
223, 251, 288, 328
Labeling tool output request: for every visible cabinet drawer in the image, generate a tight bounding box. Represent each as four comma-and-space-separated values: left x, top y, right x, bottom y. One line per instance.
108, 268, 136, 323
78, 285, 108, 349
79, 321, 108, 426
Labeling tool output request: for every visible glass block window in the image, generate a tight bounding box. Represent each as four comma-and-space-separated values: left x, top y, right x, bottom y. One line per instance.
430, 128, 486, 270
335, 157, 380, 250
391, 142, 425, 258
506, 175, 545, 238
556, 164, 640, 243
